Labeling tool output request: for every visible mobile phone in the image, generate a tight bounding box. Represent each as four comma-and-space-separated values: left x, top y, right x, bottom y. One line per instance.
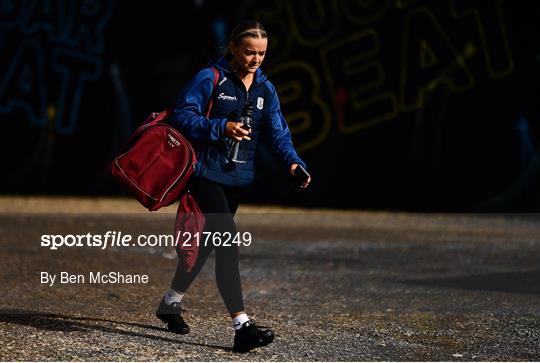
294, 165, 310, 183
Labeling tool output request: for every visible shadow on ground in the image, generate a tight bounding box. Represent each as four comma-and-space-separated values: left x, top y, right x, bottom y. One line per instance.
0, 309, 231, 351
400, 269, 540, 295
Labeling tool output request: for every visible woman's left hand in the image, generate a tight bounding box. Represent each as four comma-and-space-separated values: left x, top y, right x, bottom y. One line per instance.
290, 163, 311, 190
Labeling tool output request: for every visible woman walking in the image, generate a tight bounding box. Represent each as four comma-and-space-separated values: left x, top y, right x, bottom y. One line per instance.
156, 20, 310, 352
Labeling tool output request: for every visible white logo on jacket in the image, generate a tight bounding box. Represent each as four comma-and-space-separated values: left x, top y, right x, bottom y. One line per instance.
257, 97, 264, 110
218, 93, 237, 101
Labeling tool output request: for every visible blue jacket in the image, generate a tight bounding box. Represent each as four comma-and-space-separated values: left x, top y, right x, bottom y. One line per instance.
169, 57, 306, 187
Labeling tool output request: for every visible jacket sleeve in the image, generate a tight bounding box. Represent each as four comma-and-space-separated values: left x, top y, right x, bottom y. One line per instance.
265, 81, 307, 170
168, 68, 228, 142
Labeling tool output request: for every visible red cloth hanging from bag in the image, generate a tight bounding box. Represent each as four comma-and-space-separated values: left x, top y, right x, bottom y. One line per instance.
174, 192, 206, 272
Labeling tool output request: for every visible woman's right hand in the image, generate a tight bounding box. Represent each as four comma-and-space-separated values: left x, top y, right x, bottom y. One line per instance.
225, 121, 251, 141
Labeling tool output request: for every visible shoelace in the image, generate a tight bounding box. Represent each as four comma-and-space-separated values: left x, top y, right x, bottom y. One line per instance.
170, 303, 186, 313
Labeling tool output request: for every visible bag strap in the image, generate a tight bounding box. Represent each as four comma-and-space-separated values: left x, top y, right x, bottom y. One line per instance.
205, 67, 220, 118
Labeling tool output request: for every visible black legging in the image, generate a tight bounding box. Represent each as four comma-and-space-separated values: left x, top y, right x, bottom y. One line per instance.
170, 177, 244, 315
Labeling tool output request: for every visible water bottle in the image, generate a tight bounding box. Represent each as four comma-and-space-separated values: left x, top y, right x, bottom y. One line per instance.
230, 103, 253, 163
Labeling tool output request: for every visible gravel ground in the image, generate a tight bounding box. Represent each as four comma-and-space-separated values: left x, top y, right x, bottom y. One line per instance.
0, 197, 539, 361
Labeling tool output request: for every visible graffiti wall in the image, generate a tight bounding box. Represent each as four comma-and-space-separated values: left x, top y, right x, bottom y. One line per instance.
1, 0, 539, 210
240, 0, 540, 209
0, 0, 116, 194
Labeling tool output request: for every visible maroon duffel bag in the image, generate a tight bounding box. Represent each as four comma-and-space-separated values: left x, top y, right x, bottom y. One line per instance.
109, 67, 219, 211
110, 109, 197, 211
